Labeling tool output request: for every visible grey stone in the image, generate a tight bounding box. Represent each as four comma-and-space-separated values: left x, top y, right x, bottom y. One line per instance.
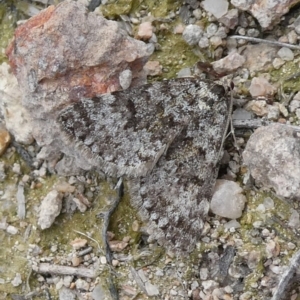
38, 190, 63, 230
243, 124, 300, 199
59, 287, 76, 300
277, 47, 294, 61
210, 179, 246, 219
182, 25, 203, 45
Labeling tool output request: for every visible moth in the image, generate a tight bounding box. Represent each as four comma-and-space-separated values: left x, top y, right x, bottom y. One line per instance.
58, 77, 230, 252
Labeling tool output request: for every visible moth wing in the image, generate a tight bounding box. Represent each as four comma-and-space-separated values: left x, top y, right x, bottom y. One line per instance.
58, 78, 215, 177
128, 81, 229, 252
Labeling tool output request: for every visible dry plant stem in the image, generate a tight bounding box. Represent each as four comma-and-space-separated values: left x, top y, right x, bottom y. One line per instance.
35, 263, 97, 278
218, 87, 234, 159
229, 35, 300, 50
232, 119, 271, 129
99, 178, 123, 264
232, 120, 300, 133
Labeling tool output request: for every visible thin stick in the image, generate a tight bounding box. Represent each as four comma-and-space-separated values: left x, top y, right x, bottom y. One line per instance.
98, 178, 123, 264
218, 85, 234, 160
35, 263, 97, 278
229, 35, 300, 50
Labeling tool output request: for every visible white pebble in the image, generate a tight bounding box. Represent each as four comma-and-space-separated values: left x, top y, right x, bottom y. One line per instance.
6, 225, 18, 235
100, 256, 107, 264
277, 47, 294, 61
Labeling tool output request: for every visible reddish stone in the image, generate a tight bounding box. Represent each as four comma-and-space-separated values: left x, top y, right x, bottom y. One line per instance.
5, 0, 152, 174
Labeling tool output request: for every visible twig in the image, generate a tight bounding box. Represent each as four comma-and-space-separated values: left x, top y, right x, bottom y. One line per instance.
229, 35, 300, 50
232, 119, 300, 132
98, 178, 123, 264
78, 246, 93, 257
218, 84, 234, 159
232, 119, 271, 129
26, 267, 32, 293
34, 263, 97, 278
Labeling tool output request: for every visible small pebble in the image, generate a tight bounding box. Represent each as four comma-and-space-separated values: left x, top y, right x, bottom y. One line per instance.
277, 47, 294, 61
6, 225, 18, 235
11, 273, 22, 287
100, 256, 107, 264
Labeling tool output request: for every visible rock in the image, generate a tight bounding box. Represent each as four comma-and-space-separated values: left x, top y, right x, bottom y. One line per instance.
212, 52, 245, 73
289, 98, 300, 113
144, 61, 163, 76
294, 15, 300, 34
72, 197, 87, 212
210, 180, 246, 219
119, 69, 132, 90
198, 36, 209, 48
59, 287, 76, 300
75, 278, 90, 291
122, 285, 137, 297
38, 190, 63, 229
249, 77, 275, 97
100, 256, 107, 264
219, 9, 239, 29
267, 105, 280, 120
272, 57, 285, 69
11, 273, 22, 287
0, 162, 6, 182
202, 0, 229, 19
6, 225, 18, 235
182, 25, 203, 45
209, 36, 223, 48
242, 44, 277, 73
145, 281, 159, 296
0, 128, 10, 156
224, 219, 241, 229
232, 108, 253, 121
243, 124, 300, 199
202, 280, 219, 292
0, 63, 33, 145
174, 24, 185, 34
70, 238, 88, 250
206, 24, 218, 38
265, 239, 280, 258
55, 181, 75, 194
231, 0, 299, 29
5, 0, 152, 175
92, 285, 106, 300
108, 240, 128, 252
277, 47, 294, 61
137, 21, 153, 40
71, 256, 82, 267
245, 100, 268, 117
288, 209, 300, 228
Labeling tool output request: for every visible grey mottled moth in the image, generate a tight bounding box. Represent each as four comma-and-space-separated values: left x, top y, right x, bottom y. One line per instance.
58, 77, 229, 252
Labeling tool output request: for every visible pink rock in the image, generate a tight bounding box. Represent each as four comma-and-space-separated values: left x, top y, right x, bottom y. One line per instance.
5, 0, 152, 174
212, 52, 245, 73
144, 61, 162, 76
174, 24, 185, 34
232, 0, 299, 29
137, 21, 153, 40
249, 77, 275, 97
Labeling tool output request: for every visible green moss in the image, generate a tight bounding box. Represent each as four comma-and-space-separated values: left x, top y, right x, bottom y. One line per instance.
101, 0, 134, 18
270, 58, 300, 95
108, 181, 141, 243
0, 2, 22, 64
